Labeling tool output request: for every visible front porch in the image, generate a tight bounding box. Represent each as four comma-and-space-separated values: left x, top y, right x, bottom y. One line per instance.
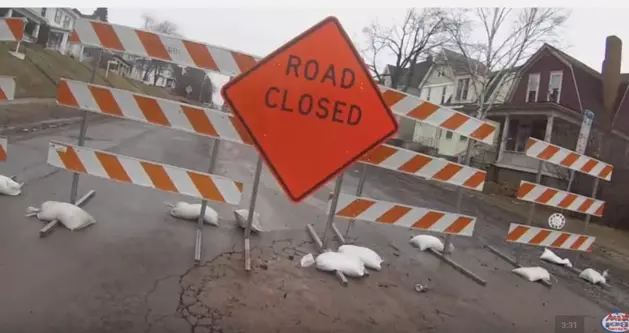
1, 8, 45, 42
487, 105, 584, 189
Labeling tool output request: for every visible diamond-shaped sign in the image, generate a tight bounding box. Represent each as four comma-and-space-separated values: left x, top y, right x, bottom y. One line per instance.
221, 17, 398, 202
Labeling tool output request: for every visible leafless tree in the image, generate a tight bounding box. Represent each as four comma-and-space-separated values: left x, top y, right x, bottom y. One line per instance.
444, 8, 568, 164
445, 8, 569, 119
362, 8, 451, 92
139, 14, 182, 86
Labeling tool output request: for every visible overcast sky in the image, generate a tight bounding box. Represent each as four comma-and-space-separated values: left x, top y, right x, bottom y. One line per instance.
85, 8, 629, 105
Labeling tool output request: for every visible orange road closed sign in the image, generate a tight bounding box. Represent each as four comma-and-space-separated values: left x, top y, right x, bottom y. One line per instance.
221, 17, 398, 202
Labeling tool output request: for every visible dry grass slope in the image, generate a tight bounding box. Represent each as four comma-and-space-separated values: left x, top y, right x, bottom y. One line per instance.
0, 42, 174, 99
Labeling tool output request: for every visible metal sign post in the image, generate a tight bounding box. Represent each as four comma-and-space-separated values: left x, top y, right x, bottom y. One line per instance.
344, 164, 367, 238
244, 156, 263, 272
322, 174, 344, 249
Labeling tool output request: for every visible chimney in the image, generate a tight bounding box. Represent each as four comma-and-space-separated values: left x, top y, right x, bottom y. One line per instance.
602, 35, 622, 114
426, 55, 433, 64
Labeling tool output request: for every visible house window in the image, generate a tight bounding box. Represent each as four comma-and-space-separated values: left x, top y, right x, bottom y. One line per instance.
526, 73, 540, 102
41, 8, 47, 17
54, 10, 62, 24
425, 87, 432, 101
437, 68, 445, 78
446, 131, 453, 139
440, 87, 447, 104
459, 135, 467, 141
548, 71, 563, 103
63, 16, 71, 29
455, 78, 470, 101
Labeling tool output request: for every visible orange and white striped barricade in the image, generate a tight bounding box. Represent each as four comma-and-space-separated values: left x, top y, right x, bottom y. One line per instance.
0, 136, 7, 162
489, 136, 614, 281
55, 78, 256, 262
330, 144, 486, 242
68, 19, 497, 279
56, 79, 253, 146
0, 75, 15, 101
65, 18, 257, 264
505, 223, 595, 253
333, 194, 477, 237
525, 137, 613, 263
1, 18, 26, 58
516, 181, 605, 217
525, 138, 613, 181
323, 147, 488, 286
47, 141, 244, 204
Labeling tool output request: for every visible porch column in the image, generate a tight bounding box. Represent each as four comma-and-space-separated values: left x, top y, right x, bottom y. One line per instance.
78, 45, 84, 62
32, 23, 40, 39
60, 32, 68, 53
545, 114, 554, 142
497, 114, 510, 163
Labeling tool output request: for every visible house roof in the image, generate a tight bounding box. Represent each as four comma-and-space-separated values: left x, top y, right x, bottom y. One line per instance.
484, 67, 520, 101
437, 48, 487, 75
72, 8, 105, 21
385, 58, 433, 89
509, 43, 629, 136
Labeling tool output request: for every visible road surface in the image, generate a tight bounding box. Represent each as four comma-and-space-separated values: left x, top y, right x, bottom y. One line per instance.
0, 114, 623, 332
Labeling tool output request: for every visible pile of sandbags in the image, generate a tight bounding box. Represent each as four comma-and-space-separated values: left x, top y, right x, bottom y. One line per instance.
306, 244, 385, 278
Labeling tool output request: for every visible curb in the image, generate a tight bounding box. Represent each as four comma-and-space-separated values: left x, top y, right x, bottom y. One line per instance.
0, 116, 83, 135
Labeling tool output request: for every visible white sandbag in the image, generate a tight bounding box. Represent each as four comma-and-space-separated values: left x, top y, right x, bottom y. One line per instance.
0, 175, 23, 196
338, 245, 384, 271
579, 268, 607, 285
315, 251, 366, 277
512, 266, 551, 283
540, 248, 573, 267
26, 201, 61, 221
409, 234, 455, 252
234, 209, 263, 232
300, 253, 315, 268
166, 202, 219, 226
29, 201, 95, 231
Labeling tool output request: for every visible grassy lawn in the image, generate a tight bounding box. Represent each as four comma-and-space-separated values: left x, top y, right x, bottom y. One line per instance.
0, 42, 174, 99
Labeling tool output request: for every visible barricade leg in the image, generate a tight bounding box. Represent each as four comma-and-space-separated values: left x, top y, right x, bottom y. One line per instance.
244, 155, 263, 271
343, 163, 367, 239
69, 50, 103, 204
574, 177, 600, 267
306, 174, 348, 286
322, 175, 344, 248
443, 142, 473, 254
194, 138, 221, 265
515, 159, 544, 265
39, 189, 95, 237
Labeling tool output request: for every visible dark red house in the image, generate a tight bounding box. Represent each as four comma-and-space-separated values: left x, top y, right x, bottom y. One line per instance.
487, 37, 629, 227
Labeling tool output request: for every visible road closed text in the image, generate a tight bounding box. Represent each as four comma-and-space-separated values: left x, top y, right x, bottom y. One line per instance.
263, 55, 362, 126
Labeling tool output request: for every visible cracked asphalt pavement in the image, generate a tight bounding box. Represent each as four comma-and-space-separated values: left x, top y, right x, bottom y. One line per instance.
0, 114, 620, 332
